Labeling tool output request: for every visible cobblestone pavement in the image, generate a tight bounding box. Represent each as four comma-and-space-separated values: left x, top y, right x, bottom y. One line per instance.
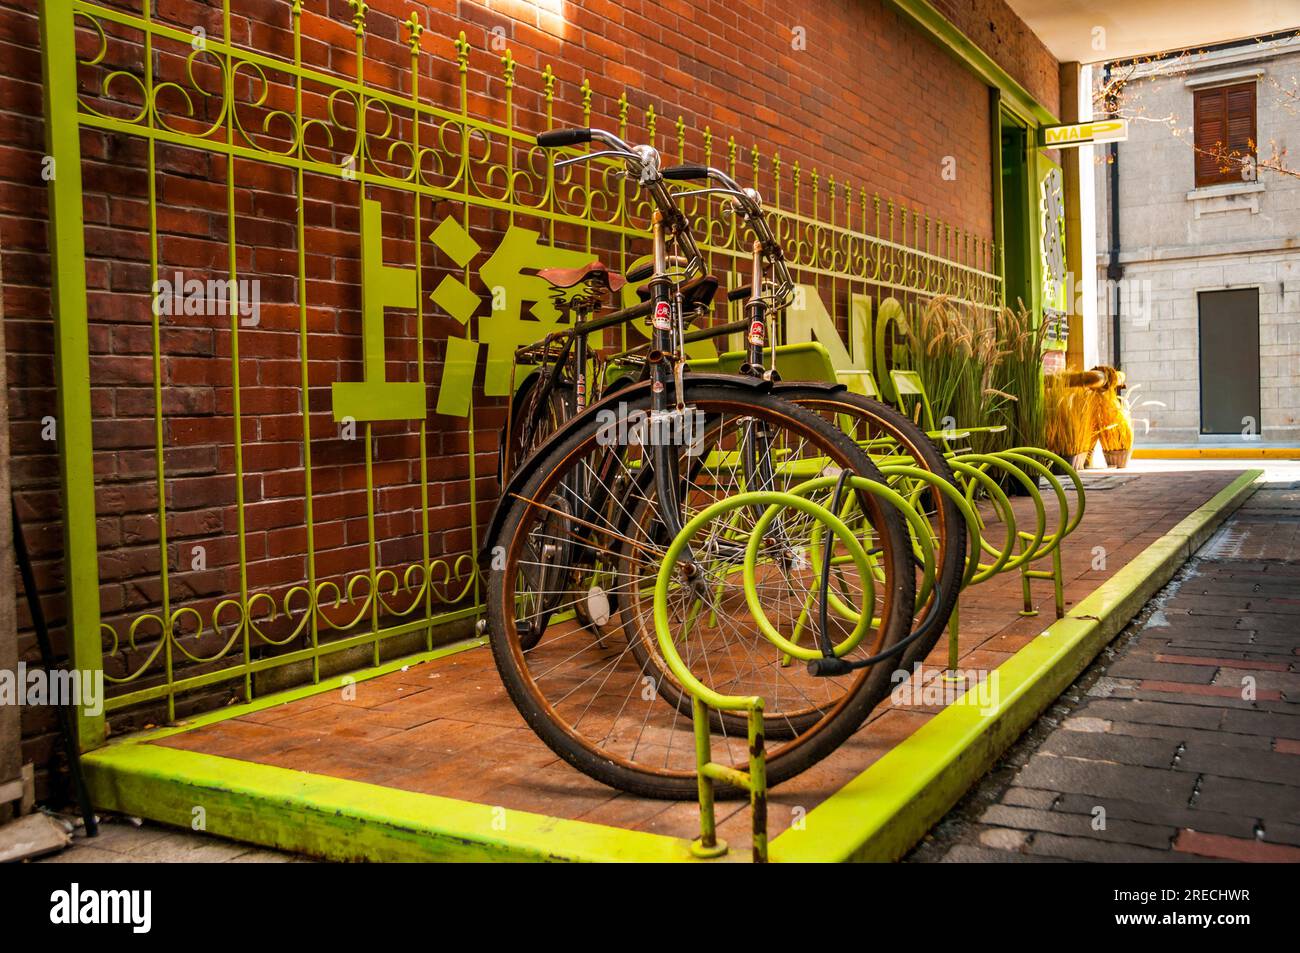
911, 477, 1300, 862
32, 815, 307, 863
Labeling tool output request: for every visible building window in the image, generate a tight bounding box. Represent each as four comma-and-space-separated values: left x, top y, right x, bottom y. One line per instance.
1193, 82, 1256, 187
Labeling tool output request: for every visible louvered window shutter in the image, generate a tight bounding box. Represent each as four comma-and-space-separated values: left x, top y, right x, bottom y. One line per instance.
1226, 83, 1257, 179
1194, 83, 1256, 187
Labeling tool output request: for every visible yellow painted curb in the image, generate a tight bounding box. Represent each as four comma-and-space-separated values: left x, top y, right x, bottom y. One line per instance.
83, 744, 701, 863
1133, 447, 1300, 460
86, 635, 710, 862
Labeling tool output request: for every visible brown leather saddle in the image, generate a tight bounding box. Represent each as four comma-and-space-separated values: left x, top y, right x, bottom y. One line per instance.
538, 260, 627, 294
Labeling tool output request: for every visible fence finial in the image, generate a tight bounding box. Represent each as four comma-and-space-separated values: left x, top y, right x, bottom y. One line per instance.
347, 0, 368, 37
454, 31, 470, 73
403, 11, 424, 53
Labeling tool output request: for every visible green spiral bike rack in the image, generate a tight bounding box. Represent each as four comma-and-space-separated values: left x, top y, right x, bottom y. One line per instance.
653, 491, 877, 863
652, 449, 1087, 862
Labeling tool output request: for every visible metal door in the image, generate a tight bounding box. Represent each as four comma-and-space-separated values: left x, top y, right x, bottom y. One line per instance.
1198, 288, 1260, 435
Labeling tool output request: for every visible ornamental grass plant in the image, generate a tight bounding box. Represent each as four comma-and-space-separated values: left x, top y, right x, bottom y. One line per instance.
900, 296, 1006, 450
899, 297, 1047, 453
996, 305, 1050, 450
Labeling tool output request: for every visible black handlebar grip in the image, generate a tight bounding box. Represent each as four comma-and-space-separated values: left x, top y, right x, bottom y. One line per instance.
536, 128, 593, 148
727, 284, 753, 302
625, 261, 654, 283
662, 164, 710, 181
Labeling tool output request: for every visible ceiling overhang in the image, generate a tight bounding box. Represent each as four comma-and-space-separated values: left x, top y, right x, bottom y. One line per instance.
1005, 0, 1300, 64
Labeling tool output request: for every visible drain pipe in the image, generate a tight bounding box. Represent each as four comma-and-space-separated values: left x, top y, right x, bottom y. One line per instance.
1104, 62, 1123, 369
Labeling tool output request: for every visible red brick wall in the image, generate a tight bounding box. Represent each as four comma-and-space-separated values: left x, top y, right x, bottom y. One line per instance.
933, 0, 1061, 112
1, 0, 1057, 787
486, 0, 1001, 225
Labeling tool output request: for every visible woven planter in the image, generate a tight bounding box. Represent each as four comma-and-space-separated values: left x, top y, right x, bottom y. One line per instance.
1068, 452, 1090, 471
1103, 448, 1132, 469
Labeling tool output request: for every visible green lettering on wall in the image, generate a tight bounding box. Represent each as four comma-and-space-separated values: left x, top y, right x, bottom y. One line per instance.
784, 283, 882, 394
436, 336, 480, 417
874, 298, 907, 404
332, 197, 425, 422
785, 283, 854, 371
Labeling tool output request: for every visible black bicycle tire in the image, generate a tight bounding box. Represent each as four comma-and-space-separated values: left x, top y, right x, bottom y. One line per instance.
499, 369, 572, 486
613, 426, 901, 742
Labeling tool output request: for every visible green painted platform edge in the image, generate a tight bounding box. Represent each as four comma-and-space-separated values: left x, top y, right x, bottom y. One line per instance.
90, 634, 703, 861
85, 471, 1261, 863
83, 744, 701, 863
769, 468, 1263, 863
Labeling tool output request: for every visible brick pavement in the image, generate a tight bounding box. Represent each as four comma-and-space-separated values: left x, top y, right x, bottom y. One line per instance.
912, 480, 1300, 863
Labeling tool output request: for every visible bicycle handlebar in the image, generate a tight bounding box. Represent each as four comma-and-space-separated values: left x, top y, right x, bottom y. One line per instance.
534, 131, 795, 312
661, 164, 794, 307
625, 261, 654, 283
536, 127, 704, 279
662, 164, 710, 181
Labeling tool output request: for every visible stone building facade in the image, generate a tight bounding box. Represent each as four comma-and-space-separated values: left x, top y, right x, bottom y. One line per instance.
1095, 35, 1300, 444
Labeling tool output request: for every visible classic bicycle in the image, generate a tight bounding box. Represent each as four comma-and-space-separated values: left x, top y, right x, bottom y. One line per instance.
481, 127, 918, 799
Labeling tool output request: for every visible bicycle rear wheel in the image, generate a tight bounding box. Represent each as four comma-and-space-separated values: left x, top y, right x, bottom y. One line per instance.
500, 368, 571, 484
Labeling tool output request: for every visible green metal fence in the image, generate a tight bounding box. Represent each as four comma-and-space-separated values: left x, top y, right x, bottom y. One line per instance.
37, 0, 1002, 748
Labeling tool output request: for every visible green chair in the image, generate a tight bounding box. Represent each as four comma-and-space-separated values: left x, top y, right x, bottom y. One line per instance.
686, 340, 839, 383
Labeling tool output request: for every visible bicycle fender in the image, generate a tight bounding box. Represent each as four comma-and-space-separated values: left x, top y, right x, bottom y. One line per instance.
769, 380, 849, 396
